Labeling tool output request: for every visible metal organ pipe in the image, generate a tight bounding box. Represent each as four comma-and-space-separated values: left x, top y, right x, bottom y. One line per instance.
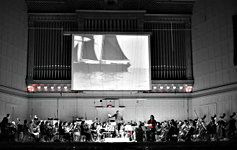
30, 17, 190, 81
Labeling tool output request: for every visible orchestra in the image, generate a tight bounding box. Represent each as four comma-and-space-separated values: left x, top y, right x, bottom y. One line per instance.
0, 111, 236, 142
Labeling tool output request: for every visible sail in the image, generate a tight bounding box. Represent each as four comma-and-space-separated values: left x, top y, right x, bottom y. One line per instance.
73, 43, 79, 62
102, 35, 129, 61
81, 36, 98, 61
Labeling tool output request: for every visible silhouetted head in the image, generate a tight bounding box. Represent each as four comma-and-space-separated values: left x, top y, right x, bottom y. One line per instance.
230, 112, 236, 118
6, 114, 10, 118
150, 115, 154, 120
220, 113, 226, 119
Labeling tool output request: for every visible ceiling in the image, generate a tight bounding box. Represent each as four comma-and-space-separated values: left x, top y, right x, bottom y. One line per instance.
25, 0, 195, 14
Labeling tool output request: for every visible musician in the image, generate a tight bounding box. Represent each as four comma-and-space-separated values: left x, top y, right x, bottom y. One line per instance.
29, 120, 40, 142
52, 122, 60, 142
135, 122, 144, 142
16, 118, 24, 142
207, 115, 217, 140
45, 121, 54, 141
217, 113, 227, 139
147, 115, 157, 141
63, 122, 73, 142
80, 121, 91, 142
184, 120, 195, 142
109, 110, 124, 137
90, 122, 98, 141
96, 122, 104, 141
0, 114, 11, 137
196, 116, 208, 141
228, 112, 236, 138
39, 121, 46, 141
167, 119, 178, 142
72, 123, 81, 142
22, 120, 30, 142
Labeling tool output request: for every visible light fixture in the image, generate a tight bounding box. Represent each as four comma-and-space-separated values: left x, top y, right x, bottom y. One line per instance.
27, 85, 35, 92
185, 86, 193, 93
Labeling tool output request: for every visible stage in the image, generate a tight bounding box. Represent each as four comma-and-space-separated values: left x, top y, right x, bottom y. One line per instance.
1, 141, 237, 150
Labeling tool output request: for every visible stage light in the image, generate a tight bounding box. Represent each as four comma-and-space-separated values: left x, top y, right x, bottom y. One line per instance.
166, 86, 170, 89
37, 86, 41, 90
44, 86, 48, 90
153, 86, 157, 90
51, 86, 54, 90
185, 86, 193, 93
179, 86, 183, 90
57, 86, 61, 90
173, 86, 176, 89
160, 86, 164, 89
27, 85, 35, 92
107, 105, 114, 108
64, 86, 68, 90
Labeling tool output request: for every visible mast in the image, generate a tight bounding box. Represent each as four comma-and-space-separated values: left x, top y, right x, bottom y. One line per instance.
99, 35, 104, 62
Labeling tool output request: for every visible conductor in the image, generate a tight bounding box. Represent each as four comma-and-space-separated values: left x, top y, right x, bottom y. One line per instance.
109, 110, 124, 132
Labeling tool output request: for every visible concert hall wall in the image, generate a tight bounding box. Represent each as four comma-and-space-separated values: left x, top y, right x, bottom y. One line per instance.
0, 0, 28, 120
190, 0, 237, 121
28, 97, 189, 122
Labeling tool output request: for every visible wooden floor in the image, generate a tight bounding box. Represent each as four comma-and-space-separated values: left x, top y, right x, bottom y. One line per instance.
1, 141, 237, 150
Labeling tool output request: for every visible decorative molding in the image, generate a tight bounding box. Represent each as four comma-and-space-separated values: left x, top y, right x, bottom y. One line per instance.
28, 91, 191, 99
144, 14, 191, 23
28, 13, 77, 23
0, 85, 27, 98
76, 10, 146, 14
76, 10, 146, 20
2, 82, 236, 99
152, 80, 194, 84
192, 82, 237, 98
27, 80, 71, 84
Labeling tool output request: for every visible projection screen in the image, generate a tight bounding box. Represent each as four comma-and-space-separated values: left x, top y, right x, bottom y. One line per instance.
71, 34, 151, 90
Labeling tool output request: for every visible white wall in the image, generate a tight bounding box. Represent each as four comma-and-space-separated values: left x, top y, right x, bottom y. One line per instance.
192, 0, 237, 91
2, 0, 237, 123
191, 0, 237, 120
0, 0, 28, 121
0, 0, 28, 91
28, 97, 188, 122
0, 92, 28, 122
191, 90, 237, 122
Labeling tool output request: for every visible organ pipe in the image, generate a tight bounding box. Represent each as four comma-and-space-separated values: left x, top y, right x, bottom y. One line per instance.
144, 22, 191, 80
30, 17, 191, 81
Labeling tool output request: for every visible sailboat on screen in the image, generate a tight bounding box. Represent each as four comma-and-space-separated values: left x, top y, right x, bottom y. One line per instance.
74, 35, 131, 72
